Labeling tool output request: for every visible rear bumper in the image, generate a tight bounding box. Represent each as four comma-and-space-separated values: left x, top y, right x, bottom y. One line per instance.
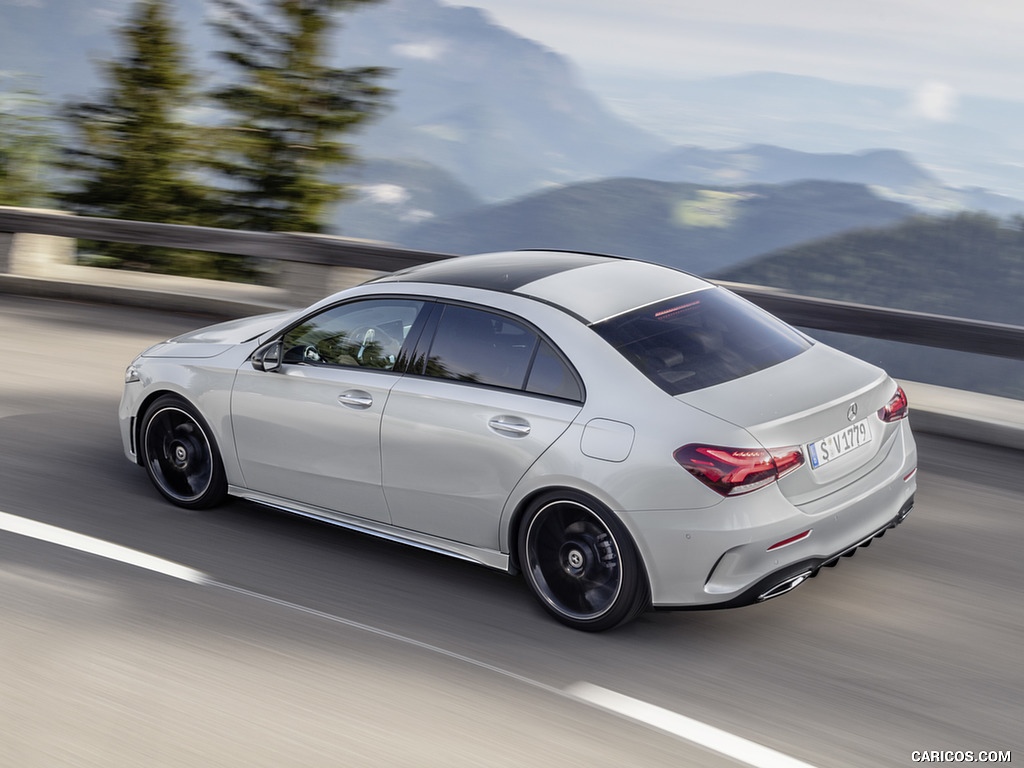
624, 419, 917, 608
664, 494, 915, 610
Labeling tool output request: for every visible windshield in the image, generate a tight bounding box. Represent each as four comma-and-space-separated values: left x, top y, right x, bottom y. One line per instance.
592, 288, 812, 395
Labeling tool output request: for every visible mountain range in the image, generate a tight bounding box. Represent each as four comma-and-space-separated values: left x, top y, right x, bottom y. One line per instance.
597, 71, 1024, 203
4, 0, 1024, 264
393, 179, 915, 274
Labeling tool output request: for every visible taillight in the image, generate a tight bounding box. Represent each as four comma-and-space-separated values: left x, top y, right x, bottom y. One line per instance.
674, 444, 804, 496
878, 385, 909, 422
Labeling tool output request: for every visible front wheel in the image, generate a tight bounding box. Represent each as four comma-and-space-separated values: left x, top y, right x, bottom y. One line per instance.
518, 492, 650, 631
139, 395, 227, 509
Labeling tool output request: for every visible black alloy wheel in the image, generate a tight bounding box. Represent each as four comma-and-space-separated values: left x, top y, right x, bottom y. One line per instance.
140, 395, 227, 509
519, 492, 650, 631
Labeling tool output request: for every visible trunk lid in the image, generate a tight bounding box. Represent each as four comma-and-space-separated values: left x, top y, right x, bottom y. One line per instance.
678, 343, 899, 504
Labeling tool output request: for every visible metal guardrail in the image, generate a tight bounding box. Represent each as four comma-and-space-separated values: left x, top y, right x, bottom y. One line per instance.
0, 207, 451, 272
719, 283, 1024, 361
2, 207, 1023, 361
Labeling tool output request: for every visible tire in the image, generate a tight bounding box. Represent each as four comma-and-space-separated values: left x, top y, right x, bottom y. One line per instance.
518, 491, 650, 631
139, 394, 228, 509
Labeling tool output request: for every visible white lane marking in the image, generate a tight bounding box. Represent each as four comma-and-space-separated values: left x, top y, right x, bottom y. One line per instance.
0, 509, 821, 767
219, 584, 821, 768
567, 682, 821, 768
212, 583, 564, 694
0, 510, 209, 584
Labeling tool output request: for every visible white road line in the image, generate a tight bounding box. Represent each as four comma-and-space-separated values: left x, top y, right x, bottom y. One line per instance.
212, 582, 565, 694
219, 584, 822, 768
0, 510, 209, 584
0, 509, 820, 767
566, 682, 821, 768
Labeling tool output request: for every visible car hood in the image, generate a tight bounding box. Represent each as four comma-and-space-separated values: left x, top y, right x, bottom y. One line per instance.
142, 310, 300, 359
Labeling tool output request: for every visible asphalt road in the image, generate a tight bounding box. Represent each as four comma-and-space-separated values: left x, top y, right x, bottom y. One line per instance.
1, 294, 1021, 768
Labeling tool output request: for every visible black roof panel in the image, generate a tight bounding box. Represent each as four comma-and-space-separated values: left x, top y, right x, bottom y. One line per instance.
376, 251, 616, 292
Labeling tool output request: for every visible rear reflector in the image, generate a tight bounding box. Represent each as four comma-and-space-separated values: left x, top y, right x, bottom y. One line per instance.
674, 444, 804, 496
767, 529, 812, 551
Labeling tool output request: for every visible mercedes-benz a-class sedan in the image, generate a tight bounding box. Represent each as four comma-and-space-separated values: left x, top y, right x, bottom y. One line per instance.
120, 250, 916, 631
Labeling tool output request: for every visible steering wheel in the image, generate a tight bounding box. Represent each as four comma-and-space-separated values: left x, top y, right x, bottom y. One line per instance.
283, 343, 322, 364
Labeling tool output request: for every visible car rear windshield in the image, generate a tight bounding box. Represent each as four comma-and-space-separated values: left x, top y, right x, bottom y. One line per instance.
592, 288, 812, 395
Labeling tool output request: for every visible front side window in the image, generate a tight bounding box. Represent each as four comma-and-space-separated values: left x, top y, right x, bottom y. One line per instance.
593, 288, 812, 395
417, 304, 583, 400
282, 298, 428, 371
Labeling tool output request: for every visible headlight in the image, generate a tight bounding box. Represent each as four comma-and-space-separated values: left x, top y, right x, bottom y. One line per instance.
124, 364, 140, 384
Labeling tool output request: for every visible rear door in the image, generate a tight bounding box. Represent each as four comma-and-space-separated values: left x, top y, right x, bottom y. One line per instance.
380, 302, 584, 549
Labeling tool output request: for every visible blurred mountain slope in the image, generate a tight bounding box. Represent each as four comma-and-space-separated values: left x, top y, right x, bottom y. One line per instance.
396, 178, 914, 274
335, 0, 669, 199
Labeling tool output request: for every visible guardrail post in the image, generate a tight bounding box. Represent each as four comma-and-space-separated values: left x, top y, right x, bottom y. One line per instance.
0, 208, 76, 277
274, 261, 384, 306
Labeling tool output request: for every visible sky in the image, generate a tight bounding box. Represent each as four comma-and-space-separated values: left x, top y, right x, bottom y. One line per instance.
453, 0, 1024, 106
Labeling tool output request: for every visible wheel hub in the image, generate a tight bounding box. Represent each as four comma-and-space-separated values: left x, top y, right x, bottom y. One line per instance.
560, 541, 590, 577
170, 440, 190, 469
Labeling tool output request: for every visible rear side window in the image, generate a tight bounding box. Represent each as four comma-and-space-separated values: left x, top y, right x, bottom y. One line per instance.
418, 304, 583, 401
592, 288, 811, 395
526, 340, 582, 402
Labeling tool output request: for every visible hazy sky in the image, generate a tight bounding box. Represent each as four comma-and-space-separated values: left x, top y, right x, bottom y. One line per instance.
456, 0, 1024, 104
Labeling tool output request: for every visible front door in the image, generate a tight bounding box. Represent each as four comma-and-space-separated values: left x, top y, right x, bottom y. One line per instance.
231, 297, 430, 523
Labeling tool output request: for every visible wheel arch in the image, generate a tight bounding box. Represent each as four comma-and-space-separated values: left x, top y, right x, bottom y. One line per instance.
506, 485, 651, 600
133, 389, 181, 465
132, 388, 218, 466
135, 390, 229, 509
506, 485, 583, 575
511, 486, 654, 630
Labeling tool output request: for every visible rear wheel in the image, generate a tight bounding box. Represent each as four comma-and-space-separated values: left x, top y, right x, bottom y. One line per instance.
519, 492, 650, 631
140, 395, 227, 509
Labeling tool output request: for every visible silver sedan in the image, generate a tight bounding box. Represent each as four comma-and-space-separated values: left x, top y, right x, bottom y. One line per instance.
120, 251, 917, 631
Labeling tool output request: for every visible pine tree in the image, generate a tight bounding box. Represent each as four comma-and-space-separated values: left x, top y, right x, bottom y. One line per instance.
60, 0, 211, 272
0, 77, 57, 208
208, 0, 390, 232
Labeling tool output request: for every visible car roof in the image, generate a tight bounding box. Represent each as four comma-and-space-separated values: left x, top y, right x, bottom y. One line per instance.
375, 250, 712, 324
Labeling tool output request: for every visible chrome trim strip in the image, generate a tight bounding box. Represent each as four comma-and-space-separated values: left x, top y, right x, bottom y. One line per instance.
228, 486, 511, 572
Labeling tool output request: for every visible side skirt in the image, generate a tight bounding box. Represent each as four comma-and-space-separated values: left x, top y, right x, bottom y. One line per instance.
229, 486, 511, 573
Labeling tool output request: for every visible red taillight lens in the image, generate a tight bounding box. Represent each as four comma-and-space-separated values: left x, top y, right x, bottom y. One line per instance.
674, 444, 804, 496
878, 385, 909, 422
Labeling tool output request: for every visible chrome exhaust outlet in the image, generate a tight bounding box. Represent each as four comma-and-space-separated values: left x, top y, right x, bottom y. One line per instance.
757, 570, 814, 602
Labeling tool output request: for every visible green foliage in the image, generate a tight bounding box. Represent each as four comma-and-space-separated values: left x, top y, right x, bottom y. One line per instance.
58, 0, 224, 275
0, 76, 58, 207
208, 0, 391, 233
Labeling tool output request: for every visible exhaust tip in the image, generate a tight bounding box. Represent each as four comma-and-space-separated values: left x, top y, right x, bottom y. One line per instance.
757, 570, 814, 602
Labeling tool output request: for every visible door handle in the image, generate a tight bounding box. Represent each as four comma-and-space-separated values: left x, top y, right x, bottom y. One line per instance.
488, 416, 531, 437
338, 390, 373, 409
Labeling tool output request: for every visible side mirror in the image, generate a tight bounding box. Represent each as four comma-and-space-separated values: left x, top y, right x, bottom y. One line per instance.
251, 340, 283, 372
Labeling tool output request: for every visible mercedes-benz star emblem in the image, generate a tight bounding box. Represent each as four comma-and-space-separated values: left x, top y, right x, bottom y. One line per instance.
847, 403, 859, 422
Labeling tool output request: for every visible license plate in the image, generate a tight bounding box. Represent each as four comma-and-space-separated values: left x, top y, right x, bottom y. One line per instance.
807, 419, 871, 469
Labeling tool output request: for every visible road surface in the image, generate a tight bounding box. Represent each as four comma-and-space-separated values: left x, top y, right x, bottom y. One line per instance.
1, 294, 1019, 767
